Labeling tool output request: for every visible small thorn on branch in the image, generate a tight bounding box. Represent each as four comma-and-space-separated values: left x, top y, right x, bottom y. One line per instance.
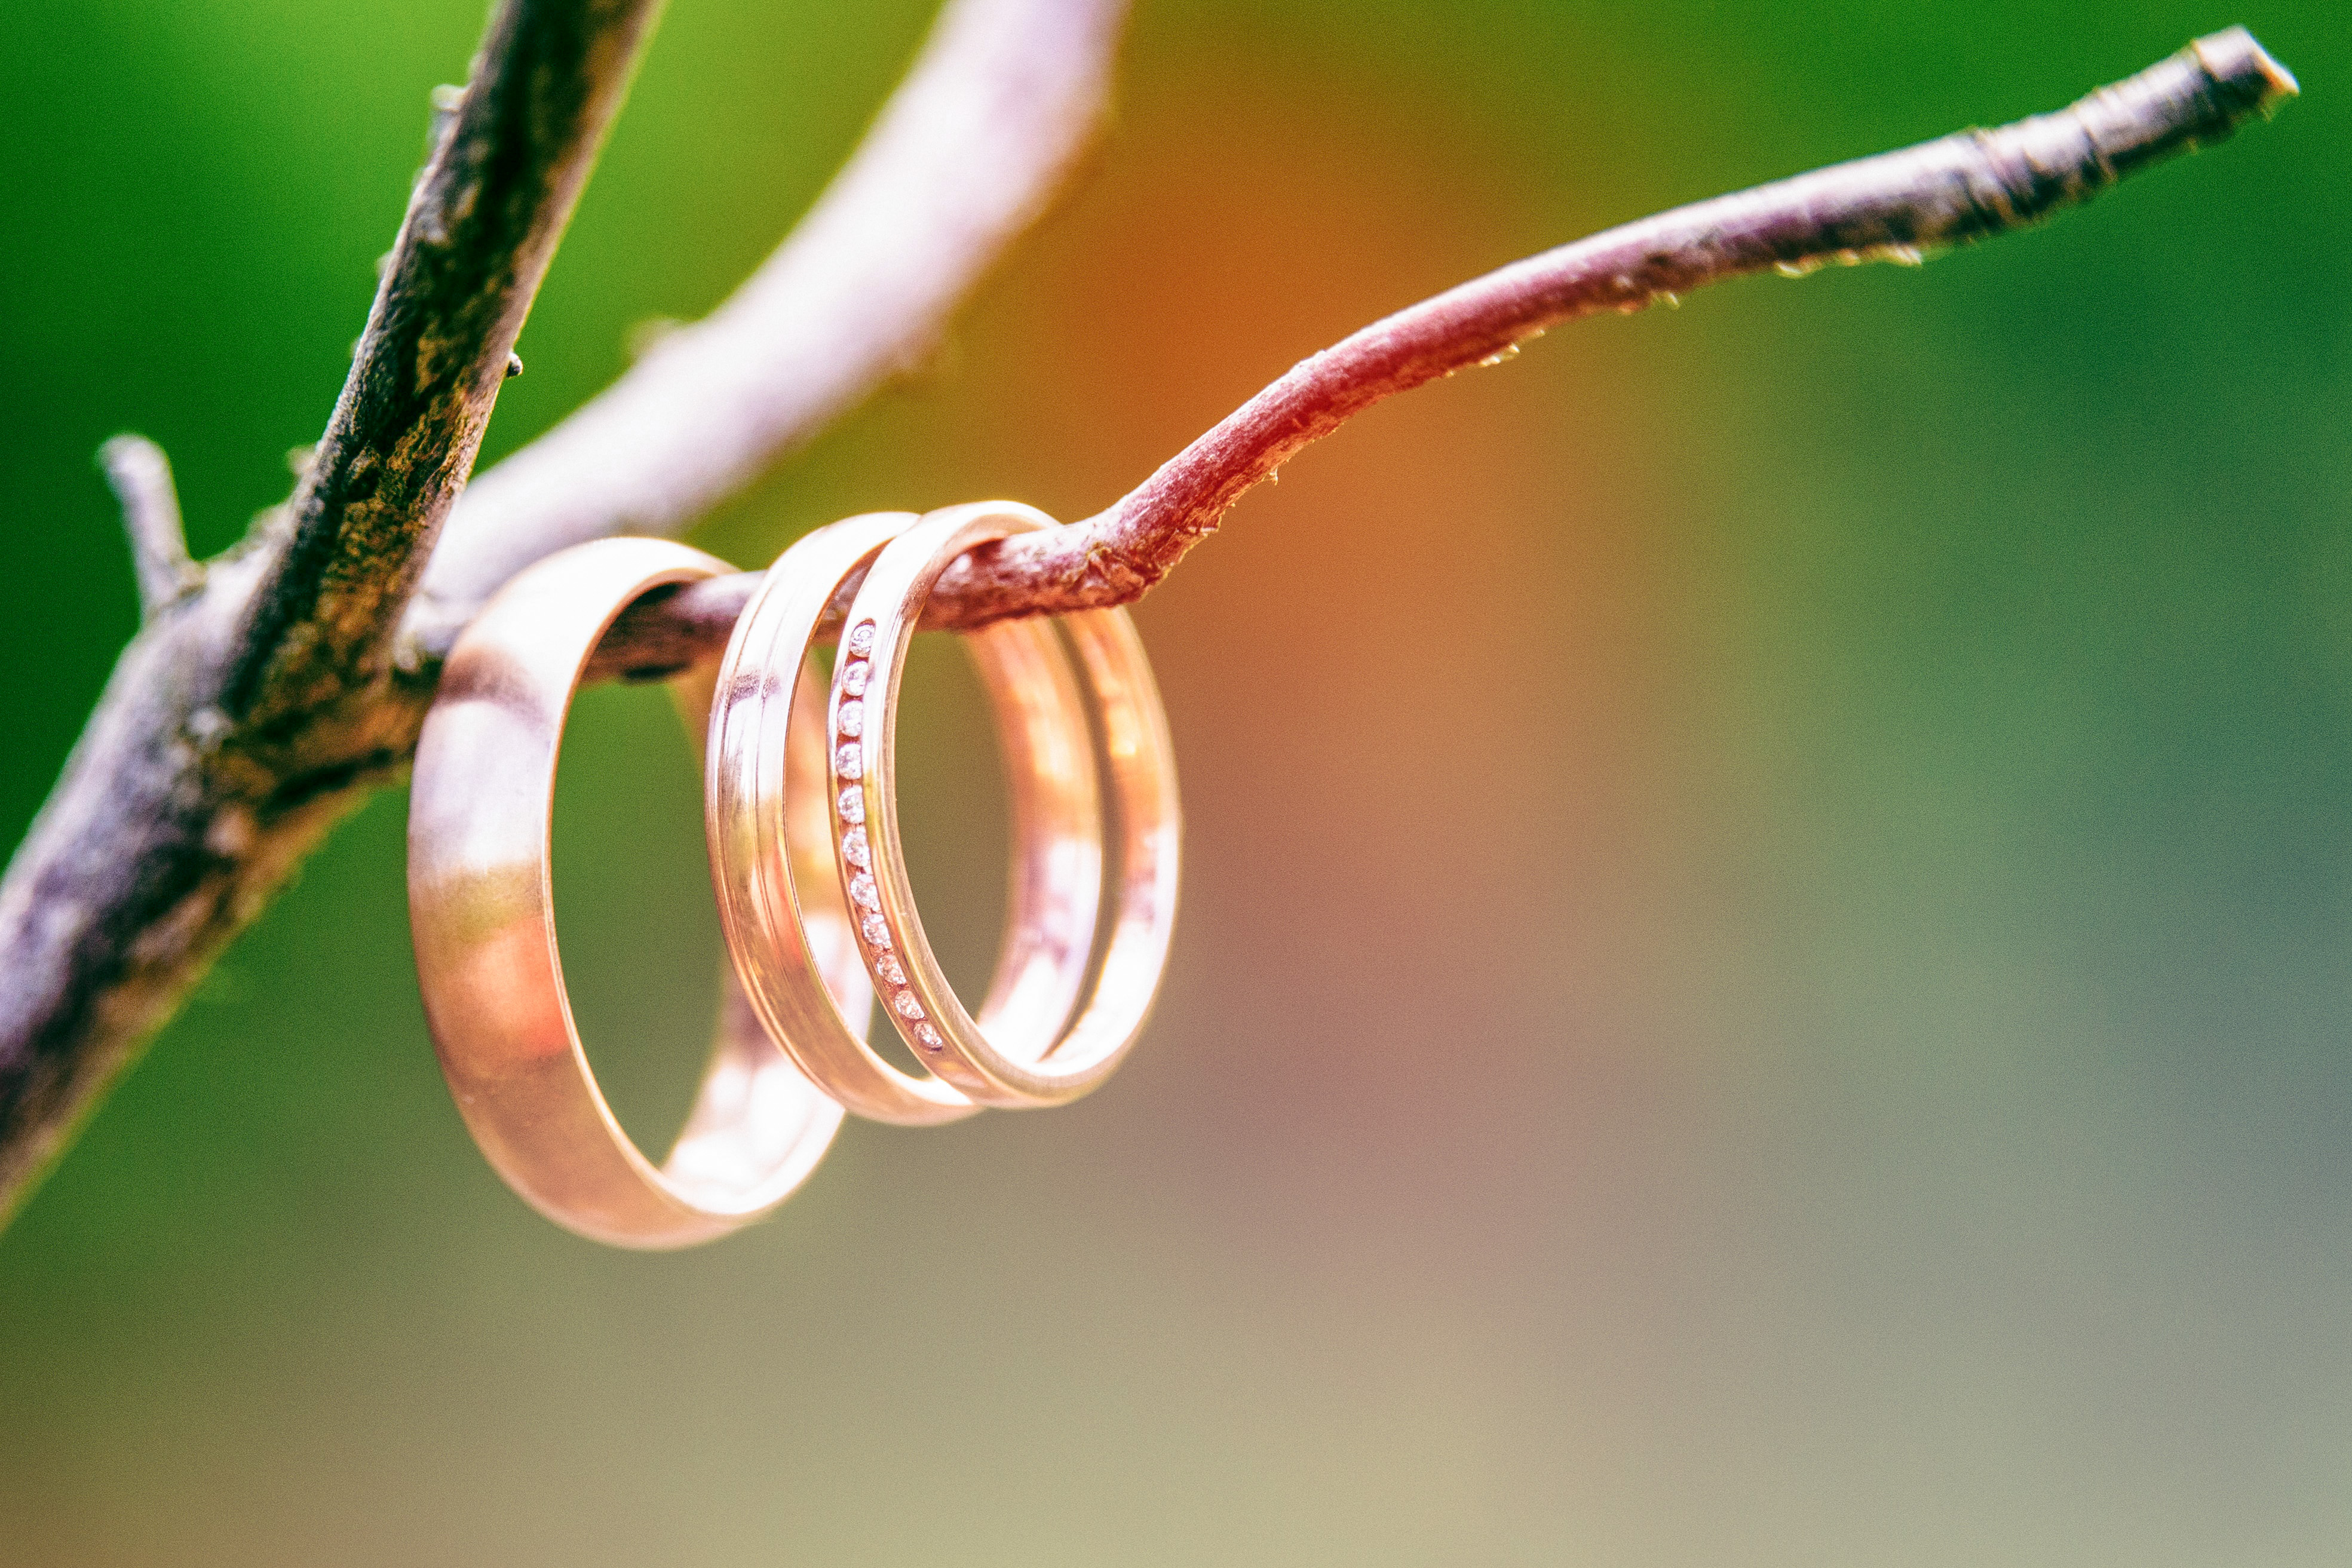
98, 435, 199, 619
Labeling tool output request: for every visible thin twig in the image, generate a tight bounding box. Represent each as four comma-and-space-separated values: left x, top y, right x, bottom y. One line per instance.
581, 22, 2300, 676
0, 0, 664, 1217
915, 25, 2296, 630
98, 435, 199, 620
403, 0, 1131, 661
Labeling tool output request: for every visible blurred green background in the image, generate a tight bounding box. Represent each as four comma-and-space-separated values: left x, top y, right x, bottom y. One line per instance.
4, 0, 2347, 1562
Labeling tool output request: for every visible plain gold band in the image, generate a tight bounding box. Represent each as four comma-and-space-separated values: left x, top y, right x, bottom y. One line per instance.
408, 538, 858, 1248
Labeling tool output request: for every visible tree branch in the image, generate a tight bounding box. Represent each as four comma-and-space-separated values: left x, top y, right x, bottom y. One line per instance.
578, 22, 2297, 679
98, 435, 199, 621
0, 0, 664, 1218
0, 16, 2296, 1222
928, 26, 2296, 628
402, 0, 1131, 661
229, 0, 666, 730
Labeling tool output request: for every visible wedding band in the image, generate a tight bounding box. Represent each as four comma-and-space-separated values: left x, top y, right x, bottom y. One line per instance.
708, 513, 1106, 1123
830, 502, 1182, 1107
408, 538, 857, 1248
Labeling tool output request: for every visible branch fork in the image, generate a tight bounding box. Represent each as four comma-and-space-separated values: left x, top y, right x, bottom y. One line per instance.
99, 435, 201, 621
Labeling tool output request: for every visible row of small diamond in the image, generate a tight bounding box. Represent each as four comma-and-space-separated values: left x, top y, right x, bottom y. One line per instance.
834, 619, 946, 1053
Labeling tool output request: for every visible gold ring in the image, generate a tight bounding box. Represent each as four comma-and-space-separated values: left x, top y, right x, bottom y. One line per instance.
407, 538, 858, 1247
829, 502, 1182, 1108
709, 512, 1108, 1121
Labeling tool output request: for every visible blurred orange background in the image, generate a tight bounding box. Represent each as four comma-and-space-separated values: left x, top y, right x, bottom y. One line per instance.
2, 0, 2347, 1562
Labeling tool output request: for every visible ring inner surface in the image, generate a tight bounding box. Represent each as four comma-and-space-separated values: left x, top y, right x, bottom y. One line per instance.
554, 624, 839, 1211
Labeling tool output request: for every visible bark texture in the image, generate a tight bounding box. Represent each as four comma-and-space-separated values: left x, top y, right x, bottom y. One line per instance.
0, 0, 669, 1209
